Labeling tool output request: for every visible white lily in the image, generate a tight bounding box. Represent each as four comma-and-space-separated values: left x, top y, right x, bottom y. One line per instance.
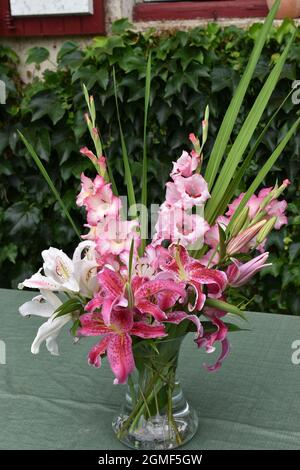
19, 290, 70, 355
18, 241, 99, 355
19, 241, 98, 297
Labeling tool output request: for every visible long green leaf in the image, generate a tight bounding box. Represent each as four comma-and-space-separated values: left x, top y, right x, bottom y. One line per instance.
204, 0, 281, 190
205, 32, 294, 224
205, 298, 246, 320
18, 131, 81, 239
140, 51, 152, 253
211, 88, 295, 220
227, 115, 300, 231
112, 67, 137, 216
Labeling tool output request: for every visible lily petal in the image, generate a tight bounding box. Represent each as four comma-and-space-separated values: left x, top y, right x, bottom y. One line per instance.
131, 322, 167, 339
137, 299, 167, 322
107, 333, 135, 385
204, 338, 230, 372
88, 335, 111, 368
31, 314, 71, 355
164, 311, 203, 337
78, 312, 110, 336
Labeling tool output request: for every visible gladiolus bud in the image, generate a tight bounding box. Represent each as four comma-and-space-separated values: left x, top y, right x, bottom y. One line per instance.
202, 105, 209, 146
230, 206, 249, 237
226, 220, 266, 256
80, 147, 98, 165
256, 216, 277, 244
89, 95, 96, 124
272, 179, 291, 199
189, 133, 201, 155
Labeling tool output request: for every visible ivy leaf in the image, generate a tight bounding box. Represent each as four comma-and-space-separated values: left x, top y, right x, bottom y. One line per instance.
4, 202, 40, 236
30, 92, 65, 125
111, 18, 134, 34
26, 47, 49, 65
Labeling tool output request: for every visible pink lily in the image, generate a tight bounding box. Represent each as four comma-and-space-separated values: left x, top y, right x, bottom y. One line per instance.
227, 252, 271, 287
196, 307, 230, 372
86, 267, 186, 325
78, 308, 166, 384
159, 245, 227, 312
164, 310, 203, 338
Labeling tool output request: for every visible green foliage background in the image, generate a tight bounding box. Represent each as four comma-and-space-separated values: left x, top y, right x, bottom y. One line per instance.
0, 19, 300, 314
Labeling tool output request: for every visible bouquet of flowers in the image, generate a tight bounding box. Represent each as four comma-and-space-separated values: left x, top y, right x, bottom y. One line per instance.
18, 0, 299, 450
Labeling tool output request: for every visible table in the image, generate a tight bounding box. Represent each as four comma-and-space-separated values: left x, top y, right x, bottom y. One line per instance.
0, 288, 300, 450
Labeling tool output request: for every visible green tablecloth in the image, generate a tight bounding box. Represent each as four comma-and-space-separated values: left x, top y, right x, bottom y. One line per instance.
0, 288, 300, 450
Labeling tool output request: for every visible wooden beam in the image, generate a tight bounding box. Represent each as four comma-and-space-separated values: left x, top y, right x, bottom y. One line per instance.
134, 1, 268, 22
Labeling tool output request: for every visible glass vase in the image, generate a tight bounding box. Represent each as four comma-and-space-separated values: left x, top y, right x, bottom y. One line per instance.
112, 336, 198, 450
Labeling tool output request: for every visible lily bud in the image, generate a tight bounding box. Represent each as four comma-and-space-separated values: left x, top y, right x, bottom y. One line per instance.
230, 206, 249, 237
249, 209, 267, 226
259, 188, 277, 211
256, 216, 277, 244
226, 220, 266, 256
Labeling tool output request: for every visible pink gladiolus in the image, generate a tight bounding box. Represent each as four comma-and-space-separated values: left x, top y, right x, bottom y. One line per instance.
77, 173, 121, 226
204, 215, 229, 249
153, 206, 209, 248
226, 193, 261, 219
171, 174, 210, 209
78, 307, 166, 384
227, 252, 271, 287
196, 307, 230, 372
170, 150, 199, 179
95, 218, 140, 256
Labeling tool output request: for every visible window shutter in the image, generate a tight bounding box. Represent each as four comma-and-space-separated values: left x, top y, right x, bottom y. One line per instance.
0, 0, 105, 37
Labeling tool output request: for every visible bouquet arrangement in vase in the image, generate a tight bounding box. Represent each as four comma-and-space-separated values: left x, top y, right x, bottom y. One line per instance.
18, 0, 299, 450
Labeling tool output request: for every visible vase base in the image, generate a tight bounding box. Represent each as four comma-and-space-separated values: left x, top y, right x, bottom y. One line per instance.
112, 404, 198, 450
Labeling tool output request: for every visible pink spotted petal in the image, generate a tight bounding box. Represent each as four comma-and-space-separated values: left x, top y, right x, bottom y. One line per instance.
101, 296, 120, 326
110, 308, 134, 333
136, 299, 167, 322
107, 333, 135, 384
188, 280, 206, 312
204, 338, 230, 372
189, 265, 227, 297
88, 335, 111, 367
164, 311, 203, 337
78, 313, 110, 336
131, 322, 167, 339
135, 279, 185, 300
98, 268, 124, 297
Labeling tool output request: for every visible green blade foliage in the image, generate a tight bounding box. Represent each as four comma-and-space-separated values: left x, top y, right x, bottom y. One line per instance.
227, 115, 300, 232
140, 51, 152, 254
204, 0, 281, 190
112, 67, 137, 216
18, 131, 81, 239
205, 32, 295, 225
